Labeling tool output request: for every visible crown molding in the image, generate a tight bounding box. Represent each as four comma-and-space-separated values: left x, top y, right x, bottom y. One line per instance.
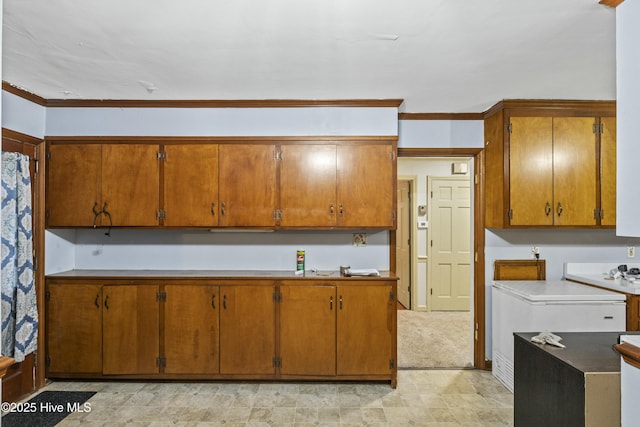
599, 0, 624, 7
44, 98, 404, 108
2, 82, 47, 106
398, 112, 483, 120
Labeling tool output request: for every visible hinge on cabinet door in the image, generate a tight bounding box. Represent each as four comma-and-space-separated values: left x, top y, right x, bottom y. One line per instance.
273, 210, 283, 220
156, 357, 166, 368
272, 357, 282, 368
274, 150, 282, 161
45, 209, 51, 219
593, 123, 604, 134
506, 123, 513, 133
391, 211, 396, 222
157, 209, 166, 220
46, 151, 52, 160
390, 151, 396, 160
600, 209, 604, 220
34, 158, 39, 174
507, 209, 513, 219
45, 355, 51, 367
273, 291, 282, 303
389, 359, 395, 369
156, 291, 166, 302
389, 291, 395, 302
157, 151, 167, 160
594, 208, 600, 220
45, 290, 50, 301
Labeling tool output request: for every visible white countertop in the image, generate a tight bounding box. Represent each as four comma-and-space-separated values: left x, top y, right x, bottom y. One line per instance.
565, 262, 640, 295
492, 280, 627, 302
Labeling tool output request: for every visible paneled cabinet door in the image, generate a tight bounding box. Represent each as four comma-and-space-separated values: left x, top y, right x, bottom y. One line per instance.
163, 144, 219, 227
219, 284, 276, 374
279, 284, 336, 375
219, 144, 277, 227
509, 117, 554, 226
279, 145, 337, 227
552, 117, 597, 226
101, 144, 160, 227
46, 283, 102, 375
337, 144, 395, 227
102, 284, 160, 375
164, 285, 219, 374
600, 117, 616, 226
46, 144, 102, 227
337, 283, 395, 375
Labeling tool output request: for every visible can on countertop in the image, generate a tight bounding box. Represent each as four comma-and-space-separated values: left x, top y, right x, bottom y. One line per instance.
296, 249, 305, 272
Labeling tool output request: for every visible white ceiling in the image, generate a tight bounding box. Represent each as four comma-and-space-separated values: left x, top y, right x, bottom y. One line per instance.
2, 0, 617, 113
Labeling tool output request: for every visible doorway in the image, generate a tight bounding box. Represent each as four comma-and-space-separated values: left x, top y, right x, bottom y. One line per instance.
396, 179, 412, 309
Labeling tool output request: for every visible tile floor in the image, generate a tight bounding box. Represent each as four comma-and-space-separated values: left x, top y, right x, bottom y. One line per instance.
39, 369, 513, 426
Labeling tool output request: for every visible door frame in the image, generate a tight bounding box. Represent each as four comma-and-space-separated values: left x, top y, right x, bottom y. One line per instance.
391, 147, 487, 370
426, 175, 472, 312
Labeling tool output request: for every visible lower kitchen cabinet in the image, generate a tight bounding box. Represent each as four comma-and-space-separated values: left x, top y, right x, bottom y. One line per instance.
102, 284, 160, 375
337, 283, 395, 375
45, 283, 102, 375
279, 283, 337, 376
45, 274, 397, 386
219, 284, 276, 375
164, 284, 219, 374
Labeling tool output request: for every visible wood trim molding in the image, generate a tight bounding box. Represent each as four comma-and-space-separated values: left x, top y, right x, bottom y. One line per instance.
599, 0, 624, 7
2, 82, 47, 106
483, 99, 616, 118
46, 135, 399, 144
2, 128, 44, 146
398, 147, 482, 157
615, 341, 640, 369
398, 112, 484, 121
45, 98, 405, 108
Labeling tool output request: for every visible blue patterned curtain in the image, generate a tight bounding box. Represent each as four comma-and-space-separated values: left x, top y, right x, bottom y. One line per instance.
1, 152, 38, 362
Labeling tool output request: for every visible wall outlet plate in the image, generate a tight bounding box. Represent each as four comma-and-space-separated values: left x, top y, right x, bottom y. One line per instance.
628, 246, 635, 258
353, 233, 367, 247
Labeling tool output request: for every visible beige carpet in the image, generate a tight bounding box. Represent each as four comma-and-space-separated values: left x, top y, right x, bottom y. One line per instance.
397, 310, 473, 369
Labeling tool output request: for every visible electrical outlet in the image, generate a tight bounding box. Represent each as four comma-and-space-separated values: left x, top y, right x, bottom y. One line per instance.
531, 246, 540, 258
628, 246, 635, 258
353, 233, 367, 247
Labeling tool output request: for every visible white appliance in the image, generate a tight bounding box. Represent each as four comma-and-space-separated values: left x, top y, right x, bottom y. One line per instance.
619, 334, 640, 427
492, 280, 626, 392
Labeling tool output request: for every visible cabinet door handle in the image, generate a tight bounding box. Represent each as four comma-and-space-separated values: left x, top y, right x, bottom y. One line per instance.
221, 202, 226, 216
557, 202, 563, 216
211, 294, 215, 309
330, 203, 334, 215
339, 295, 343, 310
223, 294, 227, 310
211, 202, 215, 217
545, 202, 551, 216
94, 293, 100, 308
339, 203, 343, 216
104, 295, 109, 310
330, 296, 333, 310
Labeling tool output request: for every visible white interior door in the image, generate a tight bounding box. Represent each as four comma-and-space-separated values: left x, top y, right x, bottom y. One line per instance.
427, 176, 471, 311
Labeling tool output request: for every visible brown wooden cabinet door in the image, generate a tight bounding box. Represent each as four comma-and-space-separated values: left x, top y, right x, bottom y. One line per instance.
46, 283, 102, 374
279, 284, 336, 375
219, 144, 277, 227
102, 284, 159, 375
46, 144, 102, 227
509, 117, 554, 226
101, 144, 160, 226
279, 145, 337, 227
164, 285, 219, 374
219, 284, 276, 374
163, 144, 219, 227
600, 116, 616, 226
337, 144, 395, 227
337, 283, 394, 375
553, 117, 597, 226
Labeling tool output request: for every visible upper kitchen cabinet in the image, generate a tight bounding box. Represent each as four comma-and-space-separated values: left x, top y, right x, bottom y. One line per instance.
218, 144, 277, 227
483, 100, 616, 228
46, 141, 160, 227
163, 144, 219, 227
46, 143, 102, 227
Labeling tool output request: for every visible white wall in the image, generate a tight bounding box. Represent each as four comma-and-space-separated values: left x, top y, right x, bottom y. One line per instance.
398, 119, 483, 148
1, 91, 46, 138
616, 1, 640, 237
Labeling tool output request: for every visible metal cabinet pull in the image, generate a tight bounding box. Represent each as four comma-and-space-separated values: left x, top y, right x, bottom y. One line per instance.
557, 202, 563, 216
545, 202, 551, 216
221, 202, 226, 216
223, 294, 227, 310
339, 295, 343, 310
329, 203, 334, 215
104, 295, 109, 310
211, 294, 215, 309
339, 203, 343, 216
94, 293, 100, 308
211, 202, 215, 217
330, 296, 333, 310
